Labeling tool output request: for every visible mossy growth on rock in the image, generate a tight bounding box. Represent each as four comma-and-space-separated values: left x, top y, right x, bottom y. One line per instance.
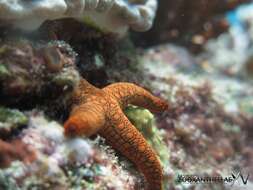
0, 64, 10, 80
0, 168, 19, 190
0, 39, 80, 111
0, 107, 28, 137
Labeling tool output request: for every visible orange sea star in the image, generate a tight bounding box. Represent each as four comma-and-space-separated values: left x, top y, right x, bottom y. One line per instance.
64, 79, 168, 190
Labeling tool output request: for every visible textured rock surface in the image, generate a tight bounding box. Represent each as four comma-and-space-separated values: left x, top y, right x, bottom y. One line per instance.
0, 111, 140, 190
0, 40, 80, 106
0, 139, 36, 168
139, 43, 253, 189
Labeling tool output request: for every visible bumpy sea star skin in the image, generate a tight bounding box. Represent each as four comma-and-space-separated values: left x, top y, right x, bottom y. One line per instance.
64, 79, 168, 190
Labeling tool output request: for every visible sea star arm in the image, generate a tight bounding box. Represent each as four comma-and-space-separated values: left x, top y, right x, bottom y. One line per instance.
103, 82, 168, 113
64, 102, 106, 137
99, 106, 163, 190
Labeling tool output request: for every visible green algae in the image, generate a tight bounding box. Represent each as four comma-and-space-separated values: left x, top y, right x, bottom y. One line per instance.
94, 54, 104, 68
0, 171, 19, 190
0, 162, 23, 190
0, 107, 28, 135
65, 166, 94, 190
0, 64, 10, 80
221, 123, 241, 134
239, 97, 253, 115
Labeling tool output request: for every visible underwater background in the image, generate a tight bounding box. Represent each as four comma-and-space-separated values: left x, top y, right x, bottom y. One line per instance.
0, 0, 253, 190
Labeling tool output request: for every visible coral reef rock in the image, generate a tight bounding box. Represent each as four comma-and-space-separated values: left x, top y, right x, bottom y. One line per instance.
138, 42, 253, 189
0, 40, 80, 106
0, 139, 36, 168
0, 111, 141, 190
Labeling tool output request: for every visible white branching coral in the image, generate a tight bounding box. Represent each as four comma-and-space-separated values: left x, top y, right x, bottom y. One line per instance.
0, 0, 157, 34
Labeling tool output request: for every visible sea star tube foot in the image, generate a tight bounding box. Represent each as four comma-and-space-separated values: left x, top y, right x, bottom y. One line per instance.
64, 79, 168, 190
